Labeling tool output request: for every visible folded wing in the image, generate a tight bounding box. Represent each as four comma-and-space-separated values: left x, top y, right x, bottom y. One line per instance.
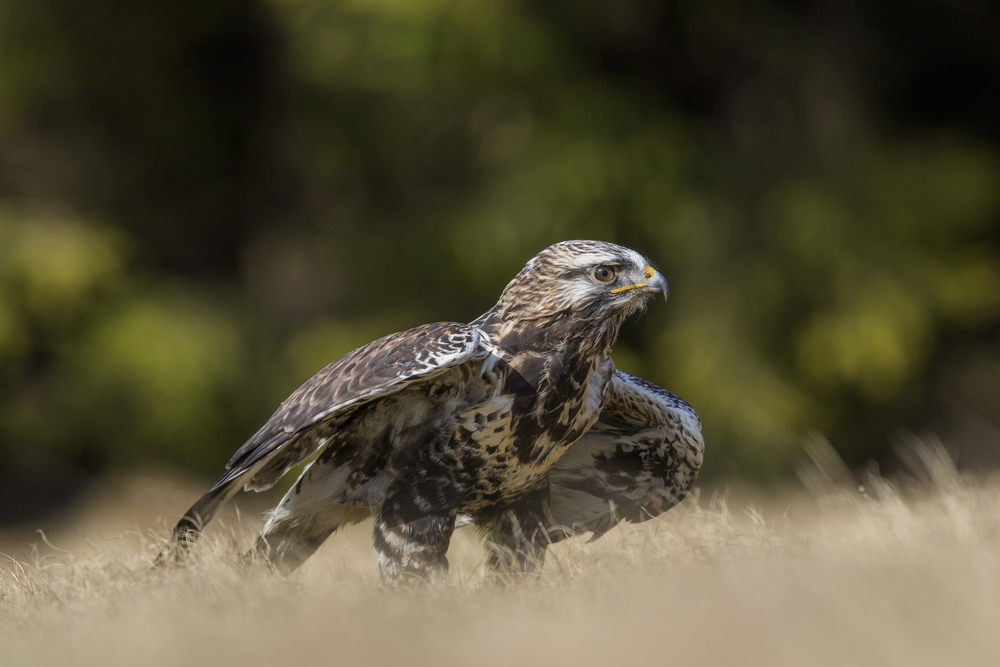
546, 369, 704, 540
161, 322, 485, 555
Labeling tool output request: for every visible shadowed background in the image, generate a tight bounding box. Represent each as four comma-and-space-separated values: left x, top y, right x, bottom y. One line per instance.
0, 0, 999, 528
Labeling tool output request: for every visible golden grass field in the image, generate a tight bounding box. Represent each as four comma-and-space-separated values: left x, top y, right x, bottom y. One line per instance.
3, 439, 1000, 667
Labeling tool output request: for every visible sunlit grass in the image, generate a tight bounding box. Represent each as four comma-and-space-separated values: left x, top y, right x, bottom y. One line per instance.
3, 443, 1000, 666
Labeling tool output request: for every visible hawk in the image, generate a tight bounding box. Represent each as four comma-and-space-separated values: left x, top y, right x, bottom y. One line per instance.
160, 240, 704, 581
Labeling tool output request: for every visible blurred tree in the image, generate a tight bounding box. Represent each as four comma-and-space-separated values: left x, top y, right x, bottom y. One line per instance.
0, 0, 999, 522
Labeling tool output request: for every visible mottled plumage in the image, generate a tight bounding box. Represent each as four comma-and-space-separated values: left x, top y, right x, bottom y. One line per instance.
159, 240, 704, 580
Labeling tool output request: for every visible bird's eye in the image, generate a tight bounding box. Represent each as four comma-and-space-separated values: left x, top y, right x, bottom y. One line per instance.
593, 265, 616, 283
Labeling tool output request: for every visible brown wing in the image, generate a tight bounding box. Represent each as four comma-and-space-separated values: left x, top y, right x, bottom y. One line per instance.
159, 322, 485, 559
226, 321, 485, 492
546, 369, 704, 539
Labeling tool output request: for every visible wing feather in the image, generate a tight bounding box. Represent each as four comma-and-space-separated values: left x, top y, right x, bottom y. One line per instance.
159, 322, 485, 561
546, 369, 704, 539
225, 321, 484, 491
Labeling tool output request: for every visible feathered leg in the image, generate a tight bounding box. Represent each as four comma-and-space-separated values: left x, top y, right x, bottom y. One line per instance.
251, 503, 368, 574
373, 476, 461, 583
477, 485, 551, 574
248, 459, 371, 573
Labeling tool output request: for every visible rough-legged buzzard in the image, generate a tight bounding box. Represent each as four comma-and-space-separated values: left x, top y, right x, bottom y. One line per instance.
159, 240, 704, 581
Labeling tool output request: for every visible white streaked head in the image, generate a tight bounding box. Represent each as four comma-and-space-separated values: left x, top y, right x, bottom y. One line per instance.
496, 240, 668, 320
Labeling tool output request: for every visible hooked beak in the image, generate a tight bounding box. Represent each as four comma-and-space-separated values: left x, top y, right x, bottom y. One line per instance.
643, 269, 669, 301
609, 265, 669, 301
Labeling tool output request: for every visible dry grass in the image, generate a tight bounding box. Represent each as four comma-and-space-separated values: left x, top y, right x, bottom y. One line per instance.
4, 442, 1000, 667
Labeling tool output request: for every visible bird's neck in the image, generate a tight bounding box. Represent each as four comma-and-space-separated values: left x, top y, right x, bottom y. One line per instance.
472, 305, 624, 362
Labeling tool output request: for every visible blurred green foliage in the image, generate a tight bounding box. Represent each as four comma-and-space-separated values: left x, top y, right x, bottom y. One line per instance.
1, 0, 999, 518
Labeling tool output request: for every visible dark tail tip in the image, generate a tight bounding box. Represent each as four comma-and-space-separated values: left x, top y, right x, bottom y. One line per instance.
151, 486, 229, 569
152, 512, 207, 568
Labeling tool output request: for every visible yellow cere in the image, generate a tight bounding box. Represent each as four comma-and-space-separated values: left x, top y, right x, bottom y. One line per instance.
610, 265, 656, 294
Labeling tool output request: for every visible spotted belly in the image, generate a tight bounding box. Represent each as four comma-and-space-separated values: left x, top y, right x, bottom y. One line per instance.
452, 360, 613, 511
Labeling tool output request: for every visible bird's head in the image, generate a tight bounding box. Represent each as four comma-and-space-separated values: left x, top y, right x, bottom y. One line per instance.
493, 240, 668, 325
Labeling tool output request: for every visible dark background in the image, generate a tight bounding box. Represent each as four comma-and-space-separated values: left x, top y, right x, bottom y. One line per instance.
1, 0, 998, 525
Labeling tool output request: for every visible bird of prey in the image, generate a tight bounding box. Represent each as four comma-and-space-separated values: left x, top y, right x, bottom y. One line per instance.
160, 240, 704, 581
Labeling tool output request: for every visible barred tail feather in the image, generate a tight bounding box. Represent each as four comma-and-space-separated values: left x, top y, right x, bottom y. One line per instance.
154, 464, 263, 567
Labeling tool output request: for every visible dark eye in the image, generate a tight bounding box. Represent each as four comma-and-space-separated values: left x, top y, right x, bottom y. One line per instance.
593, 265, 616, 283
